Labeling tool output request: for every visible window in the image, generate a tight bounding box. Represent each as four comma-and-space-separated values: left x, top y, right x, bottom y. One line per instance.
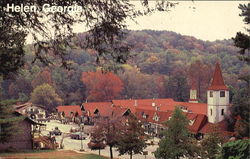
210, 91, 213, 97
210, 109, 212, 116
221, 109, 224, 115
220, 91, 225, 97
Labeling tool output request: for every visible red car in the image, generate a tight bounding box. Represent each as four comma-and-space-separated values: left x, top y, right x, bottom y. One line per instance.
87, 140, 106, 150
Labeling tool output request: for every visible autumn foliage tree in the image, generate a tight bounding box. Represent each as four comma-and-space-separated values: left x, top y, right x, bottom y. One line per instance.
82, 71, 123, 101
90, 115, 124, 159
116, 114, 146, 159
188, 60, 213, 101
31, 68, 53, 88
31, 83, 62, 111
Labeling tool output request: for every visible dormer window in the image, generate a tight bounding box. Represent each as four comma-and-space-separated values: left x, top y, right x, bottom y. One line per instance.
153, 113, 159, 121
220, 91, 225, 97
154, 116, 159, 121
189, 119, 195, 126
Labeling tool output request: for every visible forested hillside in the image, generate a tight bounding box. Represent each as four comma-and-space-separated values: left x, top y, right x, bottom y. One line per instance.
0, 30, 248, 110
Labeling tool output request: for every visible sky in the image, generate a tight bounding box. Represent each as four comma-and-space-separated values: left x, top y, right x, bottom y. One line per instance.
126, 1, 248, 41
26, 1, 248, 43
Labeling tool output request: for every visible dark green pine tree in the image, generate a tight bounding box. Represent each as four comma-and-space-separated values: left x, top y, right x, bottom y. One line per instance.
0, 100, 23, 143
233, 3, 250, 63
218, 139, 250, 159
116, 114, 147, 159
166, 72, 189, 102
232, 3, 250, 138
154, 107, 198, 159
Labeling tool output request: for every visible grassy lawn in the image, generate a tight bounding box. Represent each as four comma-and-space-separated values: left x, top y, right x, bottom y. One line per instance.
0, 150, 108, 159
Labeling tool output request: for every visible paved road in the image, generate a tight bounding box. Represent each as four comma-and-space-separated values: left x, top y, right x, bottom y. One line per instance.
42, 120, 158, 159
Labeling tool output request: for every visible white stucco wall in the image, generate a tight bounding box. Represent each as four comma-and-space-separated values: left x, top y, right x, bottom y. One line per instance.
207, 90, 229, 123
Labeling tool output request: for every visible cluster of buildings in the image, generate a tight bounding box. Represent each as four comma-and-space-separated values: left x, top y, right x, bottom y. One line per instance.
0, 62, 232, 152
57, 62, 232, 138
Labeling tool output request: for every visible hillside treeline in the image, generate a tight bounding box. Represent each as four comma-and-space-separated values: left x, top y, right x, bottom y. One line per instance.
0, 30, 248, 108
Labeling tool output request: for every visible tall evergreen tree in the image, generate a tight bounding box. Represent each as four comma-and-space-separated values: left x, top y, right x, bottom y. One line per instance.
0, 100, 23, 143
166, 72, 189, 102
231, 3, 250, 138
233, 3, 250, 63
154, 107, 198, 159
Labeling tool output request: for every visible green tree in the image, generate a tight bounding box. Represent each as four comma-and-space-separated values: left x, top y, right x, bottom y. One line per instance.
30, 83, 62, 111
0, 99, 23, 143
154, 107, 197, 159
201, 125, 223, 159
232, 75, 250, 137
233, 3, 250, 63
116, 114, 146, 159
218, 139, 250, 159
166, 72, 189, 102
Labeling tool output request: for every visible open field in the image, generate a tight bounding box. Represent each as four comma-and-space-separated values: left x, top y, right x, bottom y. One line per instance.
0, 150, 108, 159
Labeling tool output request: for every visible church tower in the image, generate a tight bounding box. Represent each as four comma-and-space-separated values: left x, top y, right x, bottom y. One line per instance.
189, 80, 198, 103
207, 62, 229, 123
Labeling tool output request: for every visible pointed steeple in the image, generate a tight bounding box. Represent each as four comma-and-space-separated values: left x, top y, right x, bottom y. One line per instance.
208, 62, 228, 90
189, 79, 198, 103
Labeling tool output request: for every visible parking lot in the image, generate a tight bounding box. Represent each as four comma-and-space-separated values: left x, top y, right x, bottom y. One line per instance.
42, 120, 158, 159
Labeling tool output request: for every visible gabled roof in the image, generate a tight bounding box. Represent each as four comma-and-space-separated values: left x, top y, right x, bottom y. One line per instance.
56, 105, 82, 117
82, 102, 113, 117
135, 108, 207, 133
186, 113, 207, 133
13, 111, 45, 126
199, 120, 232, 137
207, 62, 229, 91
13, 102, 46, 114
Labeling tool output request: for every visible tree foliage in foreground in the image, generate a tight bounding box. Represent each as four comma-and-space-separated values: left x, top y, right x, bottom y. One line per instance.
0, 0, 176, 77
218, 139, 250, 159
0, 100, 23, 143
233, 3, 250, 63
201, 125, 223, 159
116, 114, 146, 159
154, 107, 198, 159
90, 115, 124, 159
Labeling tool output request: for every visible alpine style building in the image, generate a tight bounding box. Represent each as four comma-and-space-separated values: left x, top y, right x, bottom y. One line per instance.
57, 62, 232, 138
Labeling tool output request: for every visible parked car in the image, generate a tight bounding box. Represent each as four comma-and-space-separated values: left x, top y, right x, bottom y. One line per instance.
70, 127, 80, 133
70, 132, 87, 140
49, 127, 62, 136
87, 140, 106, 150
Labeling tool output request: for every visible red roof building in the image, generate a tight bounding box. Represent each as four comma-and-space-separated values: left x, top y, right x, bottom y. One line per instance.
58, 63, 231, 137
56, 105, 83, 117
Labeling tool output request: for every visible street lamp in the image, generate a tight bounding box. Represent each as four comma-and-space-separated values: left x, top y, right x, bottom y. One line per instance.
80, 123, 85, 151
